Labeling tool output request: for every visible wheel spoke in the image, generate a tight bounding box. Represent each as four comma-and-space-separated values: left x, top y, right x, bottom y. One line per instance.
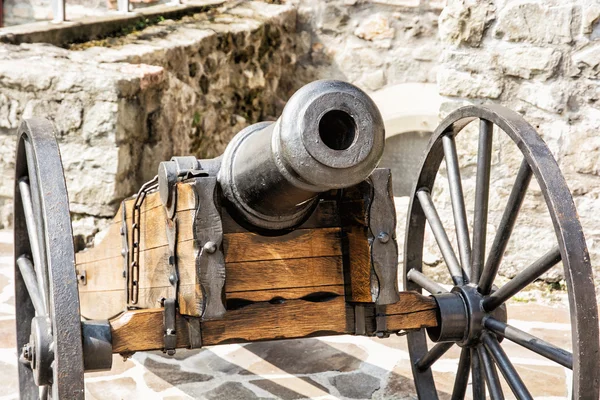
484, 317, 572, 369
477, 345, 505, 400
16, 256, 45, 316
416, 189, 465, 285
479, 159, 532, 294
18, 177, 48, 313
443, 134, 471, 278
471, 347, 486, 399
472, 120, 493, 284
450, 348, 471, 400
482, 333, 534, 400
407, 269, 448, 294
415, 342, 454, 371
483, 246, 561, 311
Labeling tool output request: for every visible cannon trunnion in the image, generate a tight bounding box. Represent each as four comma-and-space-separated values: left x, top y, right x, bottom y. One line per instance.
12, 80, 600, 399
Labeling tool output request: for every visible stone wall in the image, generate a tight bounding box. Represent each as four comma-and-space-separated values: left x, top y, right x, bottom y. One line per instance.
0, 1, 303, 242
288, 0, 444, 91
433, 0, 600, 290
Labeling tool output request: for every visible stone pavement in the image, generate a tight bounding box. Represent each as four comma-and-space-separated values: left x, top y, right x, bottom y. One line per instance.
0, 229, 575, 399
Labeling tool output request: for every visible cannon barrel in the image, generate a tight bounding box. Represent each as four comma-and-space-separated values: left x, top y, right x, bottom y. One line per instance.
218, 80, 385, 230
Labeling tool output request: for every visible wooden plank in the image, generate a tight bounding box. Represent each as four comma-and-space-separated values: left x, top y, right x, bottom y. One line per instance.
378, 292, 438, 332
203, 296, 353, 345
223, 227, 342, 263
110, 296, 354, 353
111, 308, 191, 353
385, 309, 438, 331
109, 292, 439, 354
382, 292, 437, 315
226, 256, 343, 293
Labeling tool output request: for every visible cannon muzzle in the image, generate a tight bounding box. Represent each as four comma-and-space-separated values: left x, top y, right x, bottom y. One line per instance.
218, 80, 385, 230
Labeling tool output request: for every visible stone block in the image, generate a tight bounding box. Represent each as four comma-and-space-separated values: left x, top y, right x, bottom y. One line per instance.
0, 94, 20, 129
494, 2, 575, 45
497, 46, 561, 80
442, 49, 497, 73
82, 101, 118, 144
439, 0, 495, 47
573, 43, 600, 79
517, 81, 567, 114
583, 4, 600, 35
354, 13, 395, 42
356, 70, 387, 92
329, 372, 381, 399
438, 68, 503, 99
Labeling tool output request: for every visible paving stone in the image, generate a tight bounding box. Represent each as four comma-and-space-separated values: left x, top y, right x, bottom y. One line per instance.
143, 370, 174, 393
250, 377, 330, 400
380, 371, 417, 399
86, 377, 138, 399
244, 338, 366, 374
143, 358, 214, 385
190, 349, 251, 375
0, 318, 16, 348
0, 270, 9, 290
329, 372, 381, 399
0, 360, 18, 396
203, 382, 263, 400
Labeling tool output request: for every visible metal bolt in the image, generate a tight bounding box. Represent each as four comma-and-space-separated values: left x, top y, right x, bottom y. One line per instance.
204, 241, 217, 254
19, 343, 32, 366
375, 331, 390, 339
169, 274, 176, 284
378, 232, 390, 243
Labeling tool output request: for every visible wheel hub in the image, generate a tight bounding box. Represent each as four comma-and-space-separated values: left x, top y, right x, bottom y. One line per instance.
20, 316, 54, 386
427, 284, 507, 347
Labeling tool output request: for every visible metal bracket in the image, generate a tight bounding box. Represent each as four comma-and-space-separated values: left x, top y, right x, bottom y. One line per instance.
161, 297, 177, 356
165, 216, 179, 297
193, 176, 226, 320
159, 156, 199, 219
157, 156, 202, 355
185, 317, 203, 349
76, 269, 87, 286
368, 168, 400, 305
120, 201, 129, 301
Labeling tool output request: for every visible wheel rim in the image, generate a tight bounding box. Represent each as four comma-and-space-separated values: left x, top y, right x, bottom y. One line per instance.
403, 105, 599, 399
14, 118, 85, 399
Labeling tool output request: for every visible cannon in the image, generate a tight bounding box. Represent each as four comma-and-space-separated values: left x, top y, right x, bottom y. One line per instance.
12, 80, 600, 399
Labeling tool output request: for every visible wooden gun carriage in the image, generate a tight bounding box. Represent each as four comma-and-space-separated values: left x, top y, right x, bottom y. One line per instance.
12, 80, 600, 399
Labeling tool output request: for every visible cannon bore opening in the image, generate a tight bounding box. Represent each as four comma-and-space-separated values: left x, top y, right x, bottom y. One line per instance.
318, 110, 356, 151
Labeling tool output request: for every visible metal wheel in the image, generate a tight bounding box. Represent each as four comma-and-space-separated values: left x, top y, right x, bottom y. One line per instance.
14, 118, 85, 399
403, 105, 599, 399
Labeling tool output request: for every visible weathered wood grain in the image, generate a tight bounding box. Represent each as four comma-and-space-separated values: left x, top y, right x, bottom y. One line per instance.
223, 227, 342, 263
378, 292, 438, 332
109, 291, 439, 354
226, 256, 343, 293
111, 296, 354, 353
